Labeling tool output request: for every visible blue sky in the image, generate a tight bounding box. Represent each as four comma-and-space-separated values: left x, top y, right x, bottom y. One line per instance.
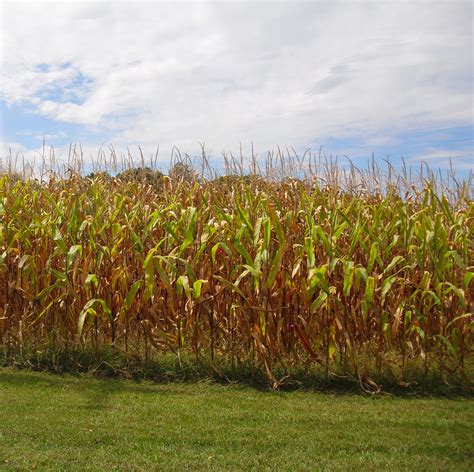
1, 1, 472, 175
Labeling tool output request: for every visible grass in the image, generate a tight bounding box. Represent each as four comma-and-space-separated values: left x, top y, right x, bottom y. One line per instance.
0, 368, 473, 471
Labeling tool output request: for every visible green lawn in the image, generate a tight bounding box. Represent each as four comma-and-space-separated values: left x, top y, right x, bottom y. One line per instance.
0, 369, 472, 471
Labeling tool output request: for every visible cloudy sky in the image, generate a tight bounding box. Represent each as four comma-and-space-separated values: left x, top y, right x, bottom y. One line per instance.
1, 0, 473, 172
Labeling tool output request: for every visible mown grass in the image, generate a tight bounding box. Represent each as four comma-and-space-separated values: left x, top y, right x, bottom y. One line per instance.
0, 367, 473, 471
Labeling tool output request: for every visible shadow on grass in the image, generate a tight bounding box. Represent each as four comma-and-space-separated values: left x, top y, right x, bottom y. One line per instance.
1, 348, 473, 399
0, 367, 219, 414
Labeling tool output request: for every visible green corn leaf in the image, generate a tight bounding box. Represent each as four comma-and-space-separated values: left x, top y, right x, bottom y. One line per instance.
364, 276, 375, 304
77, 298, 112, 340
304, 236, 315, 269
235, 269, 251, 288
233, 240, 253, 266
193, 279, 206, 299
368, 242, 380, 273
328, 339, 336, 360
381, 275, 396, 305
66, 244, 82, 267
361, 300, 369, 320
416, 327, 425, 340
145, 210, 161, 232
213, 275, 247, 299
424, 290, 441, 306
271, 210, 285, 245
180, 207, 197, 254
143, 247, 158, 270
446, 250, 466, 269
176, 275, 191, 299
124, 280, 142, 311
384, 255, 405, 274
253, 217, 263, 247
329, 257, 341, 273
130, 229, 144, 253
235, 201, 252, 229
437, 335, 457, 358
266, 245, 285, 289
211, 242, 233, 264
308, 265, 329, 293
446, 313, 474, 329
420, 271, 431, 291
442, 282, 466, 307
85, 274, 98, 289
243, 264, 261, 281
143, 252, 156, 302
310, 291, 328, 313
263, 217, 271, 249
155, 262, 171, 288
211, 243, 220, 264
332, 221, 348, 242
50, 269, 67, 282
343, 261, 354, 297
259, 312, 266, 336
355, 266, 368, 283
314, 225, 331, 254
463, 272, 474, 289
53, 227, 66, 253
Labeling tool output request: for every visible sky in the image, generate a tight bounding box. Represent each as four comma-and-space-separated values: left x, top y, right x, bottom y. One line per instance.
1, 0, 473, 174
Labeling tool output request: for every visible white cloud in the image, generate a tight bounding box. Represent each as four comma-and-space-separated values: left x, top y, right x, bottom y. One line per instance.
410, 149, 473, 170
0, 137, 40, 175
413, 150, 472, 161
1, 0, 473, 160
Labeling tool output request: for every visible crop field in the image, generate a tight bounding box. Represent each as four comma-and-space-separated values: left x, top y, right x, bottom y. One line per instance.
1, 152, 473, 391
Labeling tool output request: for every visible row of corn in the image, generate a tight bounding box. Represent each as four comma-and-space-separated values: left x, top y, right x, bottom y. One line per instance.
1, 171, 472, 387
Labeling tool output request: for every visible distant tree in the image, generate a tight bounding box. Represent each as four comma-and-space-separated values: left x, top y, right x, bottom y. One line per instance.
214, 174, 258, 186
116, 167, 164, 190
168, 162, 197, 182
85, 171, 111, 181
0, 171, 24, 184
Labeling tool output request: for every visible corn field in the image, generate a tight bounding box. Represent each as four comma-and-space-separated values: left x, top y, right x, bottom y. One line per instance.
1, 150, 473, 389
